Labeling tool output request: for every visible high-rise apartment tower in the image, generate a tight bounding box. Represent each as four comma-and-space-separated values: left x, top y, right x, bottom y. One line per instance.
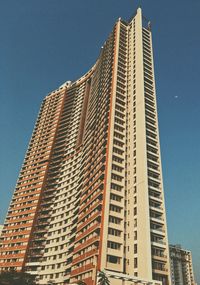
0, 8, 171, 285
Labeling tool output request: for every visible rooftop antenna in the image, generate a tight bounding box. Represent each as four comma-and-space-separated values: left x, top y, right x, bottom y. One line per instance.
148, 21, 151, 31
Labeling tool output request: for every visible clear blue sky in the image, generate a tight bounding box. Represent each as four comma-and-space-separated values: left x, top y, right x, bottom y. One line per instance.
0, 0, 199, 282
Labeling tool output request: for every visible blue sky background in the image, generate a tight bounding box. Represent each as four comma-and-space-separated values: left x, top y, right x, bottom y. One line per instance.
0, 0, 199, 282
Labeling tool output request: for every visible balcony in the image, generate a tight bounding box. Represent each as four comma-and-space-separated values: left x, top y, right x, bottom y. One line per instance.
37, 221, 49, 226
149, 205, 163, 214
151, 228, 165, 237
152, 268, 168, 275
25, 262, 40, 267
70, 263, 95, 276
152, 254, 167, 262
33, 236, 46, 241
151, 240, 166, 249
149, 193, 162, 202
34, 228, 47, 234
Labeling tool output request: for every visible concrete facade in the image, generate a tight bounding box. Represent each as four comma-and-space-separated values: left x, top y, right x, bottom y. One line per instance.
0, 225, 3, 237
0, 8, 171, 285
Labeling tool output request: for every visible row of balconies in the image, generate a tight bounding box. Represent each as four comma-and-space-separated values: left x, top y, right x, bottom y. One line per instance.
79, 188, 103, 214
145, 86, 154, 100
143, 37, 151, 51
80, 179, 103, 204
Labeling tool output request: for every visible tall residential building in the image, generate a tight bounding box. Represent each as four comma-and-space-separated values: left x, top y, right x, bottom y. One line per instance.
0, 8, 171, 285
169, 245, 196, 285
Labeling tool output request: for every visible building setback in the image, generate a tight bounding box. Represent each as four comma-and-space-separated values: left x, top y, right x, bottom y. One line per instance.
170, 245, 196, 285
0, 8, 171, 285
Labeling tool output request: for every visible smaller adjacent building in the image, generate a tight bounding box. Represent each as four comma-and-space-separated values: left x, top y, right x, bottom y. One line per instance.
169, 245, 196, 285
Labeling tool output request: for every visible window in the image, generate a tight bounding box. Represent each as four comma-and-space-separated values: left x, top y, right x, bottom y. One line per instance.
134, 244, 137, 254
111, 173, 123, 182
113, 155, 123, 164
108, 228, 121, 237
107, 255, 120, 264
110, 193, 122, 202
107, 241, 121, 250
110, 204, 122, 213
111, 183, 122, 192
109, 215, 121, 225
134, 257, 138, 268
112, 164, 123, 172
134, 231, 137, 240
